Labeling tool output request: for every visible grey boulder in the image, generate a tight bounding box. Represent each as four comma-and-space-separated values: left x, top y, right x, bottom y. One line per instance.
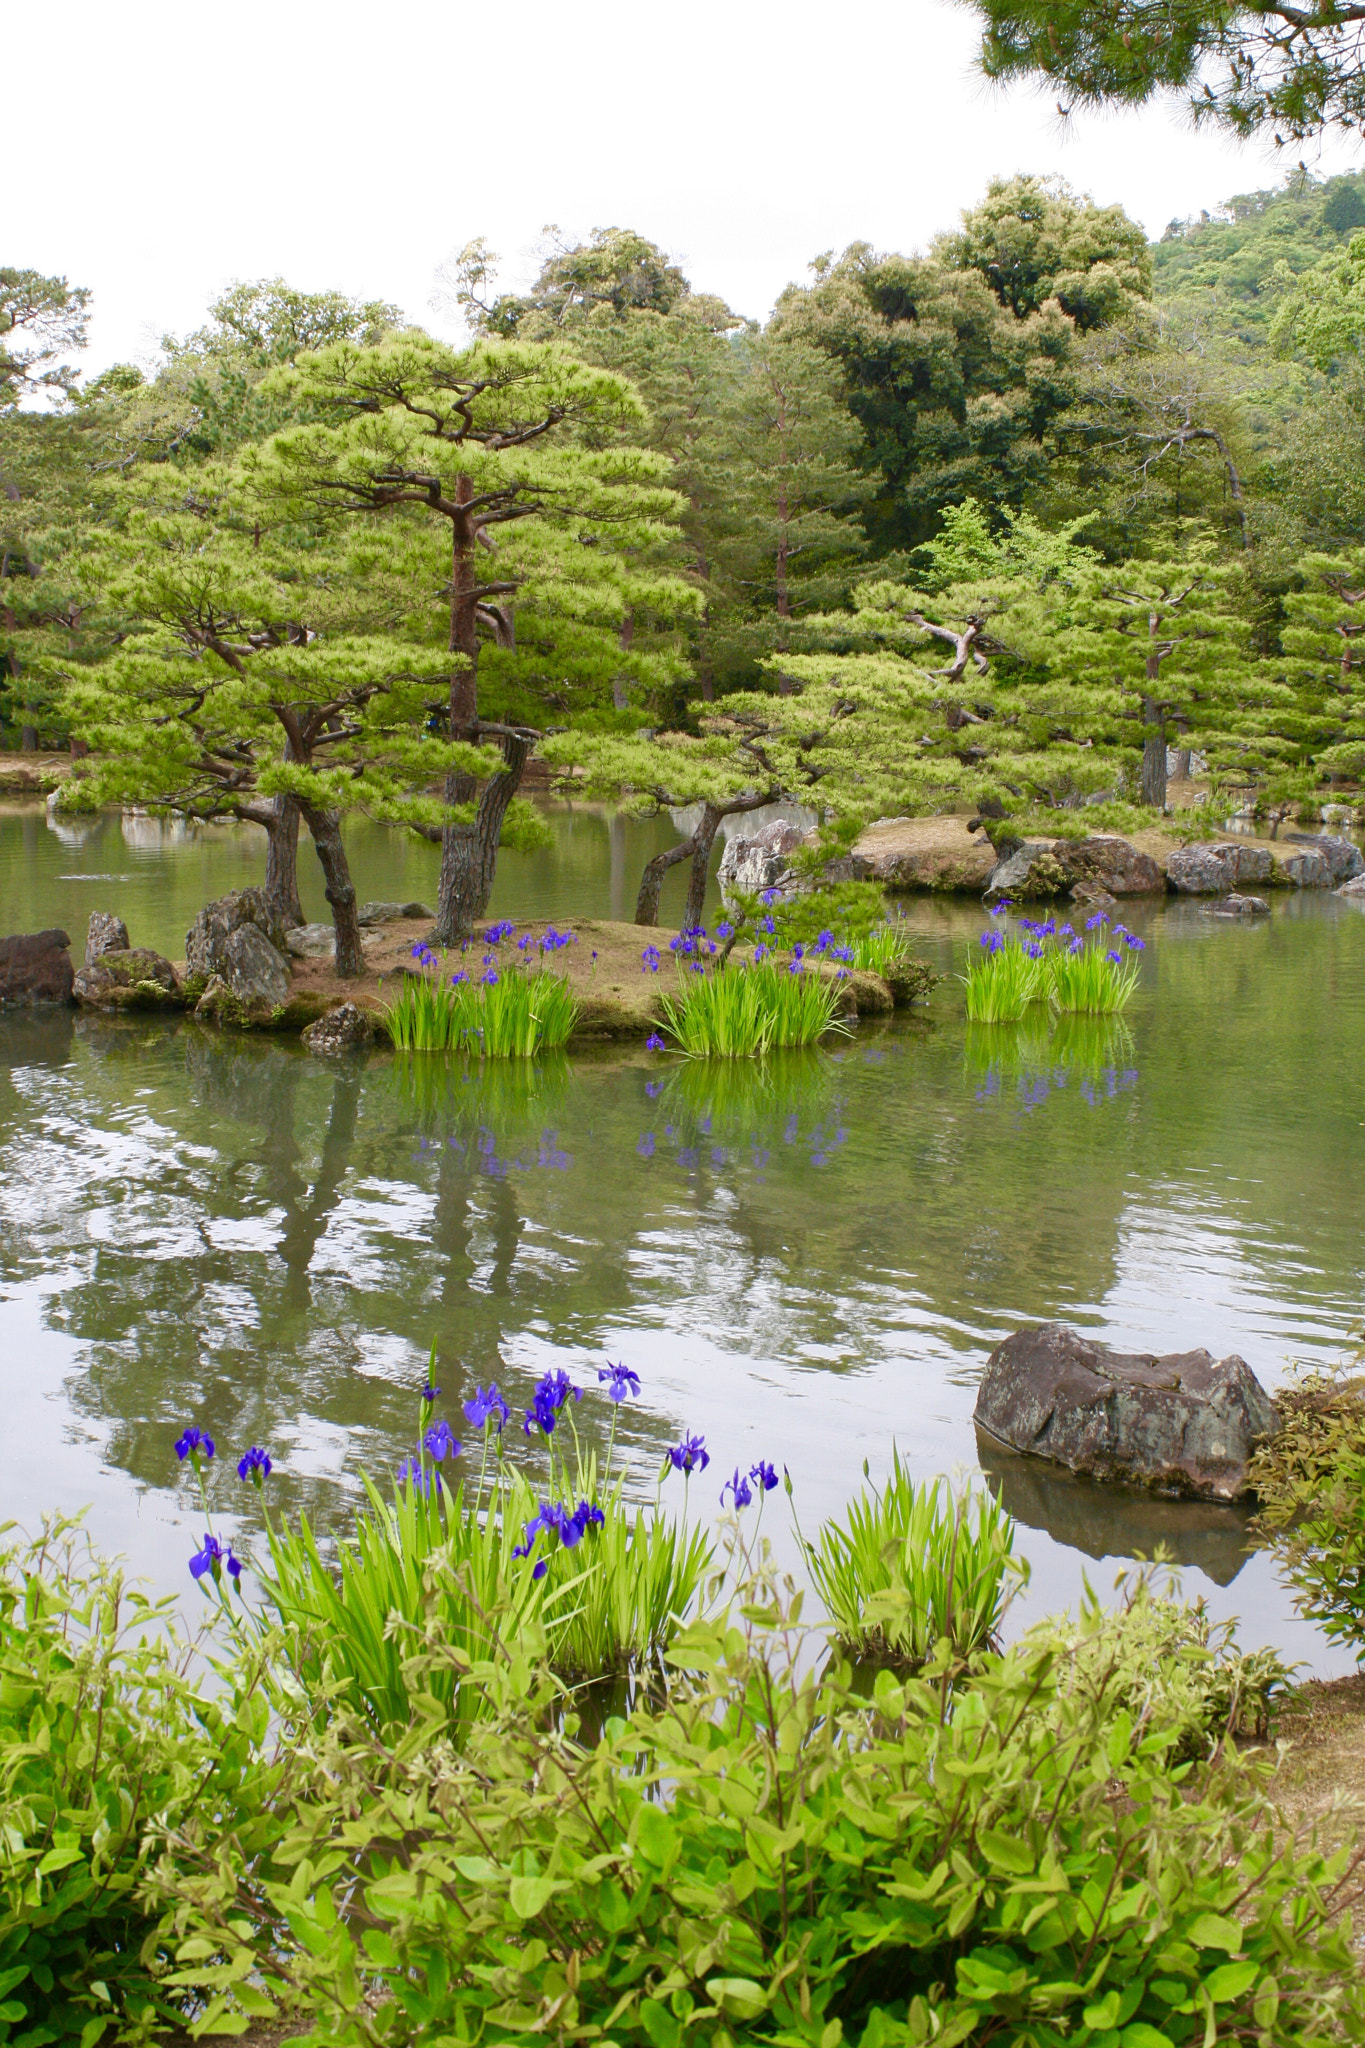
1279, 849, 1334, 889
1166, 843, 1274, 895
73, 948, 183, 1010
285, 922, 339, 959
984, 842, 1069, 900
186, 888, 289, 981
973, 1322, 1277, 1501
85, 911, 130, 965
1053, 835, 1164, 896
302, 1002, 375, 1056
1203, 893, 1270, 917
195, 925, 293, 1023
718, 821, 812, 900
1283, 832, 1364, 884
1336, 873, 1365, 900
357, 900, 434, 926
0, 930, 74, 1007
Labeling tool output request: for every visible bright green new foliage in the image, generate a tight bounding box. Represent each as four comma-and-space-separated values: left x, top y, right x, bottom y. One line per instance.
0, 1520, 270, 2044
803, 1456, 1020, 1665
160, 1576, 1365, 2048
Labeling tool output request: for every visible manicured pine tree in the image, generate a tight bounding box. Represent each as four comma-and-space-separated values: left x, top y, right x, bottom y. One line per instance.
241, 331, 690, 940
69, 480, 495, 973
1275, 550, 1365, 792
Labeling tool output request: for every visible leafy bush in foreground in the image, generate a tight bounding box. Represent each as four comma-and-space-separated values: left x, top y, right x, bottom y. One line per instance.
159, 1570, 1365, 2047
1250, 1358, 1365, 1657
0, 1521, 270, 2044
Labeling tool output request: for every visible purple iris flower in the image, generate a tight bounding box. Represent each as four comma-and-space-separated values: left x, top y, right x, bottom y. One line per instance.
1124, 933, 1145, 951
423, 1420, 460, 1462
1085, 913, 1108, 931
1068, 937, 1082, 955
513, 1498, 604, 1575
646, 1032, 665, 1051
1024, 941, 1043, 960
189, 1533, 241, 1584
760, 915, 776, 935
760, 888, 781, 906
480, 968, 499, 986
988, 899, 1013, 916
720, 1467, 753, 1510
667, 1433, 709, 1475
464, 1383, 510, 1433
750, 1459, 779, 1492
641, 945, 661, 973
523, 1367, 581, 1437
396, 1454, 440, 1495
716, 921, 733, 940
237, 1446, 272, 1486
598, 1362, 641, 1402
175, 1428, 214, 1464
1106, 949, 1122, 965
485, 920, 516, 944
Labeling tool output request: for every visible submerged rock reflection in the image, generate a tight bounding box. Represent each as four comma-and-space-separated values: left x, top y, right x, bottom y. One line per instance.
976, 1429, 1255, 1588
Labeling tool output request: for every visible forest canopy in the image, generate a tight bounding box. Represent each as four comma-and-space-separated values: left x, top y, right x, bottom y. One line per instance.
7, 162, 1365, 931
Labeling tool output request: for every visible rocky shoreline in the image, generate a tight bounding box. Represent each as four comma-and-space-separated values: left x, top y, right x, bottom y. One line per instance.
0, 893, 923, 1044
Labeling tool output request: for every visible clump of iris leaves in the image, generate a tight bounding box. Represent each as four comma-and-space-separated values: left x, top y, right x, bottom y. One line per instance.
2, 1350, 1349, 2048
963, 901, 1147, 1023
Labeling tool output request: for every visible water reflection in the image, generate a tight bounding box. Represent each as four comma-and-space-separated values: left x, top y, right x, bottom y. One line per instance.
638, 1051, 845, 1177
976, 1432, 1255, 1588
965, 1015, 1139, 1114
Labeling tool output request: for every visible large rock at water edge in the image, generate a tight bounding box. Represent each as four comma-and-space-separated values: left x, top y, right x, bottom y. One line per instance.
718, 820, 812, 901
84, 911, 130, 966
302, 1002, 376, 1056
73, 948, 183, 1010
973, 1322, 1277, 1501
1166, 843, 1274, 895
1280, 848, 1334, 889
0, 930, 74, 1007
194, 924, 293, 1026
1052, 835, 1164, 897
1336, 873, 1365, 900
1282, 832, 1364, 885
185, 887, 289, 983
984, 842, 1069, 900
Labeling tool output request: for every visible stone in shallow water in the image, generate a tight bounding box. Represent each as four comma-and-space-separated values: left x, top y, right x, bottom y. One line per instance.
85, 911, 130, 965
1166, 843, 1274, 894
195, 926, 293, 1024
302, 1002, 375, 1056
0, 930, 74, 1006
973, 1322, 1277, 1501
1337, 873, 1365, 900
1284, 831, 1364, 883
1280, 849, 1333, 889
73, 948, 182, 1009
1052, 835, 1164, 896
1203, 893, 1270, 917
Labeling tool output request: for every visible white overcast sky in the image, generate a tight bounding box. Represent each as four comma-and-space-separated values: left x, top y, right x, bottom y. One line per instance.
11, 0, 1363, 376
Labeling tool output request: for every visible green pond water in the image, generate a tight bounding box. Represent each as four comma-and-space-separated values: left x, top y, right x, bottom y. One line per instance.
1, 799, 1363, 1673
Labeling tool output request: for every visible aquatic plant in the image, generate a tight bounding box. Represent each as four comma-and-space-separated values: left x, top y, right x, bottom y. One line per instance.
801, 1454, 1020, 1665
383, 961, 578, 1055
963, 907, 1146, 1019
658, 952, 851, 1056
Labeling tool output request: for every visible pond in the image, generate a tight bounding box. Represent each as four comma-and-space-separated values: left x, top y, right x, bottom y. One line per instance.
1, 799, 1363, 1674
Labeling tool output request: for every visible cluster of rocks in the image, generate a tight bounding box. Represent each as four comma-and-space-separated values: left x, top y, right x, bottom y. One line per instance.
0, 892, 385, 1055
719, 813, 1365, 908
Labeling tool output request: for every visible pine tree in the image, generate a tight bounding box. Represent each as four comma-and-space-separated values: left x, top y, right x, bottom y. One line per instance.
237, 331, 691, 940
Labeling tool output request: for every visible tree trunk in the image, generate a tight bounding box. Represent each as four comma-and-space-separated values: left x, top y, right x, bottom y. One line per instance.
69, 736, 89, 760
300, 802, 364, 977
1170, 746, 1192, 782
685, 804, 722, 928
635, 835, 697, 925
433, 728, 531, 943
1140, 698, 1168, 809
263, 794, 305, 929
19, 725, 37, 752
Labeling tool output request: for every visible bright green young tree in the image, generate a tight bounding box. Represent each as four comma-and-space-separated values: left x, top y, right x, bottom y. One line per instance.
240, 331, 690, 939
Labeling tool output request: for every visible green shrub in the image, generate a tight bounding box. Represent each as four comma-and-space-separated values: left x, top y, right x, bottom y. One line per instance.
802, 1459, 1020, 1666
159, 1576, 1365, 2047
659, 958, 851, 1057
961, 929, 1047, 1021
0, 1520, 270, 2043
1249, 1359, 1365, 1658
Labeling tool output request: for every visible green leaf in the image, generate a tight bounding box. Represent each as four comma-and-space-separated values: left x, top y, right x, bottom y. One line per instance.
635, 1803, 677, 1870
706, 1977, 768, 2019
508, 1875, 555, 1920
977, 1828, 1033, 1875
1204, 1960, 1258, 2003
1119, 2028, 1175, 2048
640, 1998, 682, 2048
1186, 1914, 1243, 1954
